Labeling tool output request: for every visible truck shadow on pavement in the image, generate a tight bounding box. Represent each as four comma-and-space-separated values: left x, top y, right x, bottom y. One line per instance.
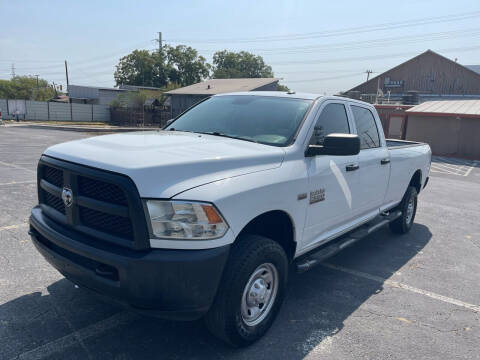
2, 224, 431, 360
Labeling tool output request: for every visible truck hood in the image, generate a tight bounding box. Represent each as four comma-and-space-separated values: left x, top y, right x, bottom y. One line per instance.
44, 131, 285, 198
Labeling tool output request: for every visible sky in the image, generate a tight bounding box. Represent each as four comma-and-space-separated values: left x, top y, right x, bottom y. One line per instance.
1, 0, 480, 95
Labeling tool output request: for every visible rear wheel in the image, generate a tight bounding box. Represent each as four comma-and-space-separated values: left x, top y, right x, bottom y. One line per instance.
389, 186, 418, 234
204, 234, 288, 347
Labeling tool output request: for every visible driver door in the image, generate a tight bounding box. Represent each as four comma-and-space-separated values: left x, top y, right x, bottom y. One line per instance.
302, 101, 360, 251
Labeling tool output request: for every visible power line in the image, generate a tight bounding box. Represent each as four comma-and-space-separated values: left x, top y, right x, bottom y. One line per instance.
269, 45, 480, 66
286, 72, 365, 83
231, 28, 480, 55
8, 26, 480, 77
166, 11, 480, 43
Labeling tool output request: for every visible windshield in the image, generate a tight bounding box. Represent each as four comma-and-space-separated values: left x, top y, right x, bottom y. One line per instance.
165, 95, 312, 147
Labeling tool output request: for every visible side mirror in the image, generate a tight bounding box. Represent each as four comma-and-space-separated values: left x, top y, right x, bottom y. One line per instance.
305, 133, 360, 157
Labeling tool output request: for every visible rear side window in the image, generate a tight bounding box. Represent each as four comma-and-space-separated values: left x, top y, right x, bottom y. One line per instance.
351, 105, 380, 149
309, 103, 350, 145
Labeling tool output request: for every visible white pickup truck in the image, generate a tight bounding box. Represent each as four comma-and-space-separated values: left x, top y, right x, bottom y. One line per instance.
29, 92, 431, 346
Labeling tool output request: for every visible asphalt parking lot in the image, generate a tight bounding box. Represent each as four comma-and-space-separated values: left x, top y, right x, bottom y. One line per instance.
1, 126, 479, 360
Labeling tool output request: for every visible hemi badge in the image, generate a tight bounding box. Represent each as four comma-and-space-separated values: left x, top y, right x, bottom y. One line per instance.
310, 189, 326, 204
297, 193, 307, 201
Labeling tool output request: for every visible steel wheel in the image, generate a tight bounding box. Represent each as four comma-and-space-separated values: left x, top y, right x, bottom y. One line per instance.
405, 196, 415, 225
240, 263, 278, 327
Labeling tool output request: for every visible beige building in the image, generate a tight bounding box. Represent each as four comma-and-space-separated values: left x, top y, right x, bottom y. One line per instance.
405, 100, 480, 159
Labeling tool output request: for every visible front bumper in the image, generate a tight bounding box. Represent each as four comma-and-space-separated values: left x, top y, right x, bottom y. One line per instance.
29, 206, 230, 320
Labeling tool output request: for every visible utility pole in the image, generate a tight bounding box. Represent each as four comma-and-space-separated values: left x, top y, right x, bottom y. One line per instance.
365, 69, 373, 83
11, 64, 16, 78
64, 60, 70, 89
32, 74, 40, 100
158, 32, 162, 54
363, 70, 373, 99
65, 60, 73, 121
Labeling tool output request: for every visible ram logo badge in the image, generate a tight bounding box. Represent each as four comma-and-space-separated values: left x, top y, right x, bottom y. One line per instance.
309, 189, 325, 204
61, 187, 73, 207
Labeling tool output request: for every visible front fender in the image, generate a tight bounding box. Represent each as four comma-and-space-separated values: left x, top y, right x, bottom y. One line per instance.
173, 163, 309, 249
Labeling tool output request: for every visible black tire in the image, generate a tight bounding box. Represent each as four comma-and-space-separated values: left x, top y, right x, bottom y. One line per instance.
389, 186, 418, 234
204, 234, 288, 347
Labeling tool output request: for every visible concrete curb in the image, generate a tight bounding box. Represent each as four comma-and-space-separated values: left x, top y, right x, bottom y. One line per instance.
4, 123, 152, 133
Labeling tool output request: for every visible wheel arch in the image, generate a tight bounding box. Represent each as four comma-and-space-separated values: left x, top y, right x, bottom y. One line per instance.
236, 210, 296, 262
409, 169, 422, 194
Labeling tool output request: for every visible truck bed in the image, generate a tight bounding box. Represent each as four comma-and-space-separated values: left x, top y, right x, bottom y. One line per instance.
386, 139, 425, 149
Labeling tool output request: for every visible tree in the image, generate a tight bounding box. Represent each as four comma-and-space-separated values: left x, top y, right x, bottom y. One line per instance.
0, 76, 56, 101
114, 46, 209, 88
212, 50, 274, 79
114, 50, 169, 88
165, 45, 210, 86
276, 83, 290, 92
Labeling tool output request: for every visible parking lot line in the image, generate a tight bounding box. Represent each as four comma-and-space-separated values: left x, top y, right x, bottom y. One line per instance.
464, 161, 477, 177
430, 157, 477, 177
0, 160, 36, 173
0, 223, 27, 232
323, 263, 480, 312
13, 311, 136, 360
0, 180, 36, 186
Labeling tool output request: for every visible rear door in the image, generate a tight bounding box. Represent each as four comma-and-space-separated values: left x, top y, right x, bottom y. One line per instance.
349, 104, 390, 215
302, 101, 360, 250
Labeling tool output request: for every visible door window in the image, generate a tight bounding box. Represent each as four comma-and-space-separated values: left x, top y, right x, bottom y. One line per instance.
309, 103, 350, 145
351, 105, 380, 149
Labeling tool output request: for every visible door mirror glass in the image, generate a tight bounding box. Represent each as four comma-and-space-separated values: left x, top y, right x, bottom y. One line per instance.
306, 133, 360, 157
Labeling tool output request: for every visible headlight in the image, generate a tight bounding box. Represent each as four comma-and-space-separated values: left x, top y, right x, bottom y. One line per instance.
145, 200, 228, 240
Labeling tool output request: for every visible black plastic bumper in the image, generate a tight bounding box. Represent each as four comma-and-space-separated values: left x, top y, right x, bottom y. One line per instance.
29, 206, 230, 320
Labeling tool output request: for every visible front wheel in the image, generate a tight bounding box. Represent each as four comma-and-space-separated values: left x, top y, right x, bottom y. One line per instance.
204, 235, 288, 347
389, 186, 418, 234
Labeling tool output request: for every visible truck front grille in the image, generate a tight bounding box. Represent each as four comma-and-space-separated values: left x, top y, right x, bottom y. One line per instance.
44, 191, 65, 214
44, 166, 63, 188
78, 176, 128, 205
79, 206, 134, 239
37, 156, 149, 250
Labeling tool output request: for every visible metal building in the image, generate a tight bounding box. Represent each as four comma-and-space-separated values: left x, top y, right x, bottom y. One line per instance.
346, 50, 480, 103
67, 85, 128, 105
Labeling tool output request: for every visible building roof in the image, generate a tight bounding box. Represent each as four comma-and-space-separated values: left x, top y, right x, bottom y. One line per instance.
406, 100, 480, 118
348, 50, 480, 93
119, 84, 163, 91
165, 78, 280, 95
68, 84, 127, 92
466, 65, 480, 75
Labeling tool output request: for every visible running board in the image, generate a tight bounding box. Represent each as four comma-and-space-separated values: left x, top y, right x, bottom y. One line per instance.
295, 210, 402, 274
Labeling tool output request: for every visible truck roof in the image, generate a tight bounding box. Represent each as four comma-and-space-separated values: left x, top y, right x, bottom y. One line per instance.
214, 91, 371, 105
214, 91, 323, 101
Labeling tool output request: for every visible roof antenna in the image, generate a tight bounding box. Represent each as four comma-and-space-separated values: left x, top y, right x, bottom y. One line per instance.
287, 90, 296, 94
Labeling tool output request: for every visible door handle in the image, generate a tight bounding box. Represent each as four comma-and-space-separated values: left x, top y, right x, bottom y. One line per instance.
380, 158, 391, 165
346, 164, 360, 172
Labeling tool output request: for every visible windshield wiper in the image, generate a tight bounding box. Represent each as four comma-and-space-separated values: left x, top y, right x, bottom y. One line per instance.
197, 131, 258, 143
